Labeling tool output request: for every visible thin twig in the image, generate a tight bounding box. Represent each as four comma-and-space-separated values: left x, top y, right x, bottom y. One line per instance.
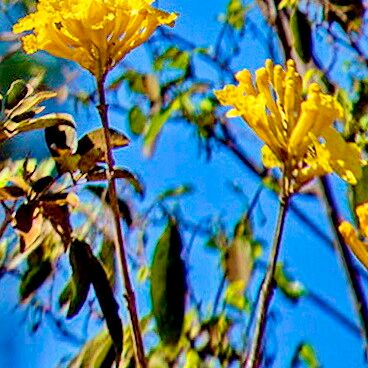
244, 189, 290, 368
96, 76, 146, 367
319, 175, 368, 358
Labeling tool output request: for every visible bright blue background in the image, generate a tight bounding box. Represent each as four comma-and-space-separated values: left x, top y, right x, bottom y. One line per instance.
0, 1, 367, 367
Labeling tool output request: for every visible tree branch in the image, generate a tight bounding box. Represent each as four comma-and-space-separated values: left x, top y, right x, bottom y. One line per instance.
244, 190, 290, 367
96, 77, 146, 367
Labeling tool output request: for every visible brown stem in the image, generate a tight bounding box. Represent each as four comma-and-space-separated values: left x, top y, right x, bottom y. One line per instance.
244, 189, 290, 368
320, 175, 368, 358
96, 76, 146, 367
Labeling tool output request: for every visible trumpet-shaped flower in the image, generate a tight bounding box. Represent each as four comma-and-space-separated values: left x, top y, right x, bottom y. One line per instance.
339, 203, 368, 270
13, 0, 177, 79
215, 59, 362, 191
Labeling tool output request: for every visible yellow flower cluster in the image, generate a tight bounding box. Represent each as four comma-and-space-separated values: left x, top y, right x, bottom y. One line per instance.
215, 59, 362, 191
13, 0, 177, 79
339, 203, 368, 270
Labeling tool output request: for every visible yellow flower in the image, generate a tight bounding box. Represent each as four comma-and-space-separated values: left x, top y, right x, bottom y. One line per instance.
215, 59, 362, 191
13, 0, 177, 79
339, 203, 368, 270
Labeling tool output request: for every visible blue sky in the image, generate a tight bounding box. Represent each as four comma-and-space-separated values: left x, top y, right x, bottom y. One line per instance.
0, 0, 367, 367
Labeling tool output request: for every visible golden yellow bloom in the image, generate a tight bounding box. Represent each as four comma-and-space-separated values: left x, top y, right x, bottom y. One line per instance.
13, 0, 177, 79
339, 203, 368, 270
215, 59, 362, 191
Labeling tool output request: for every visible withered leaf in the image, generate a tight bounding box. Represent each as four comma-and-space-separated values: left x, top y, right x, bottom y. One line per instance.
0, 185, 26, 200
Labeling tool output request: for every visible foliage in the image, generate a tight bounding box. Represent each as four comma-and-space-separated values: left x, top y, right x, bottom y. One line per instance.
0, 0, 367, 367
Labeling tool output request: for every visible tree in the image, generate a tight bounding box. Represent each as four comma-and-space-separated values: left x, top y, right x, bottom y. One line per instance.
0, 0, 367, 367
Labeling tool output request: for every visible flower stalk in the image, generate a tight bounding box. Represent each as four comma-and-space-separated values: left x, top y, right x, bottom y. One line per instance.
97, 76, 146, 367
244, 184, 290, 368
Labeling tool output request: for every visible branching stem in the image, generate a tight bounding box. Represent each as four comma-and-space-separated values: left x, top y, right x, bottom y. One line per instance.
96, 76, 146, 367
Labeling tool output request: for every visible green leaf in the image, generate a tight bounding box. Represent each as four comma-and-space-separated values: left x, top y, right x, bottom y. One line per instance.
98, 239, 116, 287
225, 0, 247, 30
150, 219, 187, 345
5, 90, 56, 122
128, 106, 146, 135
58, 280, 73, 309
5, 80, 30, 110
20, 259, 53, 301
154, 47, 190, 71
86, 185, 133, 227
292, 342, 320, 368
0, 52, 46, 94
274, 263, 306, 301
158, 184, 193, 201
67, 240, 92, 318
89, 246, 123, 362
290, 9, 312, 63
224, 280, 250, 311
69, 240, 123, 361
351, 165, 368, 210
143, 99, 179, 156
122, 69, 146, 94
69, 328, 115, 368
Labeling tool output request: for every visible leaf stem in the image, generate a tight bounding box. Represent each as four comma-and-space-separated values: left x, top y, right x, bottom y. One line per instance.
244, 189, 290, 368
96, 76, 146, 367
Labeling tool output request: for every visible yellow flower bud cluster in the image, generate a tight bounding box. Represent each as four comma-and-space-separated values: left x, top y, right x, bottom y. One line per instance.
215, 59, 362, 191
13, 0, 177, 79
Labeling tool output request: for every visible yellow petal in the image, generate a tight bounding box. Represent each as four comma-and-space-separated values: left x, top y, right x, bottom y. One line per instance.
339, 221, 368, 270
261, 145, 282, 168
356, 203, 368, 238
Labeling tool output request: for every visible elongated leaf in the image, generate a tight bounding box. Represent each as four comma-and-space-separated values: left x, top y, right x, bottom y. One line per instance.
15, 113, 75, 133
274, 263, 306, 301
158, 184, 193, 200
86, 185, 133, 227
14, 203, 43, 252
143, 100, 179, 157
5, 80, 30, 110
67, 240, 92, 318
89, 251, 123, 362
32, 176, 54, 193
20, 259, 52, 301
128, 106, 146, 135
42, 202, 72, 249
69, 329, 115, 368
351, 165, 368, 211
150, 219, 187, 345
0, 185, 26, 200
86, 168, 144, 197
6, 91, 56, 121
98, 239, 116, 287
76, 128, 130, 157
69, 240, 123, 362
225, 0, 247, 30
290, 9, 312, 63
225, 236, 253, 289
292, 342, 320, 368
